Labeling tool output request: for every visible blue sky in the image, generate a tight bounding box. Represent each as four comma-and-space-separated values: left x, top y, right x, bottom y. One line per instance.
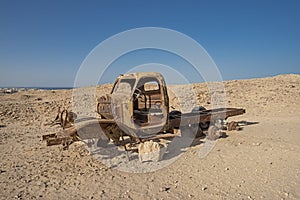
0, 0, 299, 87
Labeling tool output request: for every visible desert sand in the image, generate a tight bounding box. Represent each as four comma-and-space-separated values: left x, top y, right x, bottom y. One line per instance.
0, 74, 299, 199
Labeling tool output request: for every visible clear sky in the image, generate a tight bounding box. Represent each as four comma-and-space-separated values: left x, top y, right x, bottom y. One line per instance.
1, 0, 299, 87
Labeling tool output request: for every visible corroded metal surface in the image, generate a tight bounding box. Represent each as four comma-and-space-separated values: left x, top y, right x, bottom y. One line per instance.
43, 72, 246, 153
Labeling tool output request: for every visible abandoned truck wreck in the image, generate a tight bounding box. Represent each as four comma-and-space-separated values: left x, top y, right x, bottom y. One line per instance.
43, 72, 245, 156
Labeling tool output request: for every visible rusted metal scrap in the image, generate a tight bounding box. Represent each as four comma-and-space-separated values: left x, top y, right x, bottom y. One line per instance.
42, 72, 246, 155
44, 108, 77, 129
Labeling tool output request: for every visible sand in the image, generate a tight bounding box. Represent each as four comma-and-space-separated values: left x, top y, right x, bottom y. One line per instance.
0, 74, 299, 199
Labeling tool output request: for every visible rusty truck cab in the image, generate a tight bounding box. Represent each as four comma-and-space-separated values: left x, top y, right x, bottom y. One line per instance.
100, 72, 169, 137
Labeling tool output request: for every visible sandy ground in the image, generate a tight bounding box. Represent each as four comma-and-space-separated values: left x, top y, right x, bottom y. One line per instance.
0, 74, 299, 199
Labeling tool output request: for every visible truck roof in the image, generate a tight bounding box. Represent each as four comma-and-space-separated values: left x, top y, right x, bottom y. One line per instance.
118, 72, 163, 79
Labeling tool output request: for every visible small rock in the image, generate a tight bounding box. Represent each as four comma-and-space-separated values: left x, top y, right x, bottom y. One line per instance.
252, 142, 262, 146
201, 186, 207, 191
225, 167, 229, 171
160, 186, 170, 192
284, 192, 289, 196
138, 140, 162, 162
17, 191, 23, 198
